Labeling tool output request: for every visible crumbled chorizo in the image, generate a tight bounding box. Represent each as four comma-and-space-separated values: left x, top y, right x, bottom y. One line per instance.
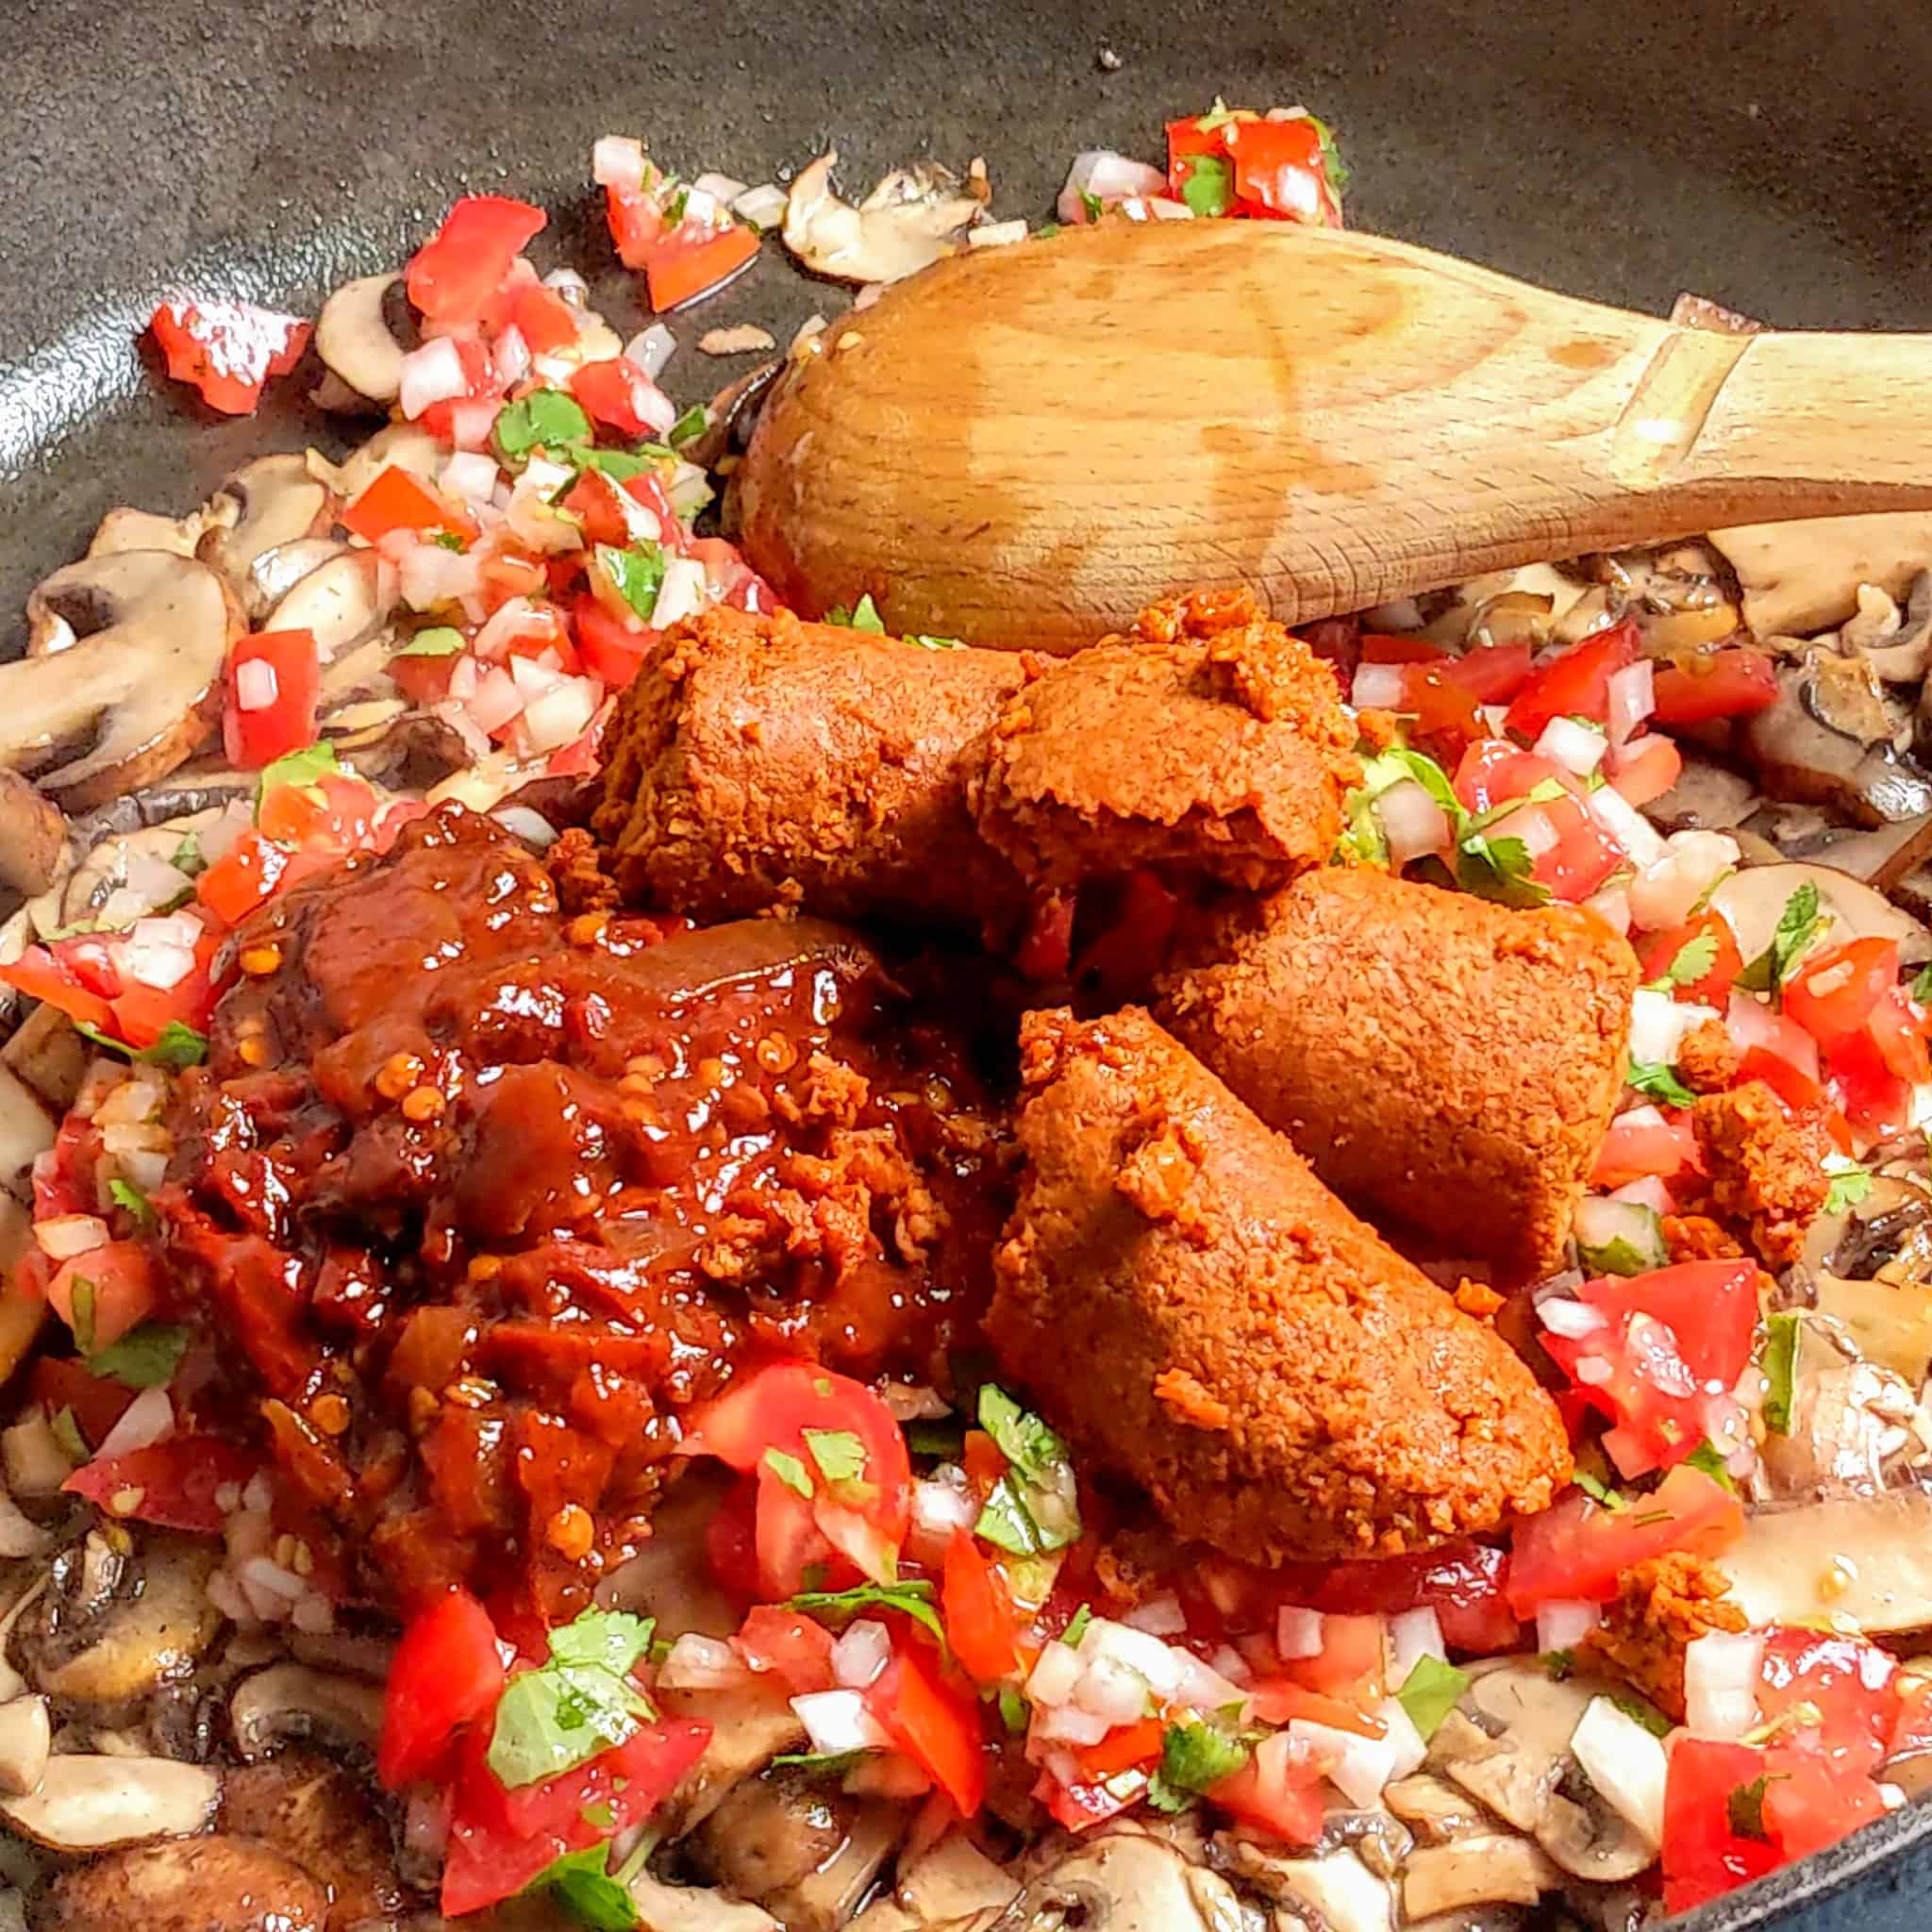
1688, 1080, 1831, 1268
1583, 1552, 1747, 1720
1661, 1213, 1751, 1264
547, 825, 619, 917
1674, 1019, 1741, 1095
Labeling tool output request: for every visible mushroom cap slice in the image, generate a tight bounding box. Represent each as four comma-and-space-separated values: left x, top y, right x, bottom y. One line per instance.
1711, 512, 1932, 640
1719, 1488, 1932, 1631
28, 1532, 221, 1708
8, 551, 242, 809
220, 1746, 408, 1924
986, 1831, 1254, 1932
1740, 656, 1932, 830
264, 547, 391, 658
1709, 858, 1932, 970
314, 271, 408, 407
227, 1660, 384, 1760
0, 1752, 217, 1850
37, 1833, 327, 1930
197, 454, 335, 594
0, 772, 66, 907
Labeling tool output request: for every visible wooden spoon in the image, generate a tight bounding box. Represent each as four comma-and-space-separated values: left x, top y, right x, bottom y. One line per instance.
733, 220, 1932, 652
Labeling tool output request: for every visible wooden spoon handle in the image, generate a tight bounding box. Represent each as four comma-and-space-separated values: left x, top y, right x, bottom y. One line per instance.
734, 222, 1932, 649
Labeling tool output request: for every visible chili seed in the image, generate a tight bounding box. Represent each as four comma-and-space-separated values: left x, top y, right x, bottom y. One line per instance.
546, 1504, 595, 1560
308, 1394, 351, 1437
375, 1052, 425, 1101
108, 1487, 145, 1517
238, 1037, 269, 1068
567, 912, 609, 947
239, 944, 283, 977
401, 1085, 446, 1123
467, 1254, 504, 1283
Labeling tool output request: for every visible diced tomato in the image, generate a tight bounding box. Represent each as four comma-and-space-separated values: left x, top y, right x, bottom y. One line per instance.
1267, 1541, 1518, 1655
871, 1642, 987, 1815
1590, 1110, 1704, 1190
1829, 1027, 1913, 1138
1651, 648, 1779, 727
342, 464, 478, 546
28, 1358, 137, 1447
1586, 1260, 1760, 1389
942, 1533, 1020, 1684
224, 629, 322, 770
63, 1434, 260, 1536
1360, 634, 1444, 666
1863, 984, 1931, 1087
606, 182, 668, 272
1280, 1611, 1385, 1704
731, 1605, 837, 1694
1503, 620, 1641, 743
148, 298, 310, 415
558, 472, 634, 549
682, 1363, 912, 1597
46, 1241, 156, 1352
1738, 1045, 1827, 1115
1607, 732, 1683, 808
1040, 1769, 1145, 1833
1532, 794, 1626, 903
32, 1114, 97, 1224
258, 771, 385, 856
0, 946, 115, 1034
1507, 1464, 1744, 1614
1662, 1738, 1784, 1912
197, 830, 290, 927
406, 195, 547, 329
1757, 1749, 1887, 1862
1076, 1716, 1166, 1779
1247, 1681, 1385, 1734
1757, 1627, 1899, 1778
1208, 1742, 1324, 1844
414, 338, 500, 441
1639, 913, 1744, 1007
1784, 938, 1898, 1052
1224, 113, 1342, 226
568, 358, 672, 439
646, 224, 761, 311
109, 961, 213, 1052
1451, 741, 1569, 817
509, 282, 579, 354
376, 1589, 506, 1788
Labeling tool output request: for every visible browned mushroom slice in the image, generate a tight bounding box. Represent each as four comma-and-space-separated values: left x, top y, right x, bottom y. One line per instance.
782, 152, 985, 284
1736, 801, 1932, 891
1401, 1839, 1558, 1919
263, 549, 391, 658
227, 1661, 385, 1760
86, 507, 208, 560
1741, 652, 1932, 828
0, 1752, 218, 1850
1645, 751, 1759, 835
984, 1830, 1258, 1932
0, 773, 69, 908
5, 552, 242, 809
244, 536, 348, 621
314, 272, 408, 408
315, 422, 442, 501
221, 1746, 408, 1926
1718, 1489, 1932, 1631
197, 454, 336, 594
1710, 513, 1932, 640
1709, 860, 1932, 971
37, 1833, 328, 1931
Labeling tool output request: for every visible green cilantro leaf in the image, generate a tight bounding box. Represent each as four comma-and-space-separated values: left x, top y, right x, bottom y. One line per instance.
1612, 1693, 1674, 1739
788, 1579, 946, 1652
977, 1385, 1067, 1480
170, 829, 205, 877
547, 1610, 657, 1674
1061, 1604, 1092, 1647
1825, 1166, 1874, 1216
1625, 1061, 1697, 1108
826, 594, 887, 634
69, 1278, 96, 1355
770, 1747, 867, 1775
108, 1178, 154, 1228
137, 1022, 209, 1071
1734, 883, 1823, 995
1728, 1774, 1788, 1842
582, 447, 669, 481
394, 625, 467, 658
49, 1407, 87, 1463
802, 1428, 868, 1485
1761, 1310, 1803, 1435
1913, 961, 1932, 1005
668, 405, 710, 447
904, 1419, 965, 1459
1457, 832, 1551, 908
1396, 1656, 1471, 1742
257, 741, 340, 810
1642, 930, 1719, 993
85, 1323, 192, 1391
494, 390, 594, 462
762, 1447, 813, 1499
1158, 1720, 1248, 1794
1078, 188, 1104, 223
429, 530, 467, 551
489, 1607, 656, 1790
1541, 1649, 1575, 1681
594, 542, 667, 624
1575, 1471, 1626, 1510
1179, 154, 1234, 217
972, 1386, 1081, 1555
525, 1841, 639, 1930
997, 1685, 1028, 1733
1685, 1439, 1738, 1493
1307, 113, 1352, 200
1338, 744, 1467, 870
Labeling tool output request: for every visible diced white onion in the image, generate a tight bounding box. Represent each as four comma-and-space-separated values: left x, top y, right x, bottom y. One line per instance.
692, 171, 749, 204
543, 267, 591, 302
1685, 1629, 1765, 1740
967, 219, 1029, 250
508, 652, 562, 700
831, 1619, 891, 1690
591, 134, 646, 189
446, 396, 501, 451
520, 675, 600, 754
1121, 1593, 1187, 1637
1074, 1619, 1185, 1702
732, 182, 790, 230
1291, 1700, 1425, 1808
397, 337, 470, 420
1628, 830, 1740, 933
1277, 1607, 1324, 1660
1351, 662, 1407, 709
1535, 714, 1609, 775
1144, 196, 1196, 220
1057, 150, 1169, 224
1628, 989, 1721, 1067
1070, 1655, 1150, 1726
97, 1388, 175, 1459
1026, 1641, 1082, 1707
1538, 1294, 1607, 1339
234, 658, 278, 712
910, 1474, 978, 1542
1174, 1655, 1249, 1717
625, 324, 676, 379
1609, 1175, 1674, 1215
33, 1214, 108, 1261
650, 556, 708, 632
122, 933, 196, 992
1587, 781, 1669, 871
1511, 805, 1561, 859
1535, 1599, 1603, 1652
1607, 659, 1657, 747
1574, 1358, 1614, 1387
441, 451, 501, 508
475, 597, 549, 661
1584, 885, 1632, 936
680, 187, 720, 225
465, 666, 524, 736
1378, 779, 1452, 866
791, 1689, 890, 1756
1388, 1607, 1446, 1676
1571, 1698, 1667, 1844
655, 1633, 744, 1691
491, 325, 532, 388
1033, 1701, 1112, 1747
397, 536, 484, 613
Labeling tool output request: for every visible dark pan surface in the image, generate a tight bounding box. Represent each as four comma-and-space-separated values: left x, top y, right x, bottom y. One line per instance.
4, 0, 1931, 1921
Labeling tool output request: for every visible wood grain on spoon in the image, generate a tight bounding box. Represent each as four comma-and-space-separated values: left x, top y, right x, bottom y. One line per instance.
734, 220, 1932, 652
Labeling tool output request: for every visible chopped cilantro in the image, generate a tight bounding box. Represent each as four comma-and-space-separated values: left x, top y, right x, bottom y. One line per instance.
494, 390, 594, 462
68, 1278, 96, 1354
971, 1386, 1080, 1555
489, 1608, 655, 1790
1179, 154, 1234, 217
525, 1841, 638, 1930
1307, 113, 1352, 200
789, 1579, 946, 1653
1742, 1700, 1823, 1746
1913, 961, 1932, 1005
1734, 883, 1823, 996
826, 594, 887, 634
1457, 832, 1550, 908
978, 1385, 1067, 1480
107, 1177, 153, 1228
762, 1447, 813, 1499
1060, 1604, 1092, 1647
904, 1420, 965, 1459
667, 405, 710, 447
1631, 1509, 1674, 1528
1576, 1471, 1625, 1510
594, 542, 667, 624
1643, 930, 1719, 993
49, 1407, 87, 1464
394, 625, 467, 658
170, 829, 205, 876
1625, 1061, 1697, 1108
582, 447, 668, 481
1761, 1310, 1803, 1435
1337, 744, 1466, 868
1612, 1693, 1674, 1738
429, 530, 467, 551
1728, 1773, 1788, 1841
1034, 222, 1063, 240
1825, 1166, 1874, 1216
256, 741, 340, 810
997, 1685, 1028, 1734
1541, 1649, 1575, 1681
137, 1022, 208, 1071
1685, 1440, 1738, 1493
802, 1428, 867, 1485
770, 1746, 868, 1775
1396, 1656, 1470, 1741
85, 1323, 191, 1391
1158, 1720, 1249, 1795
1078, 188, 1104, 222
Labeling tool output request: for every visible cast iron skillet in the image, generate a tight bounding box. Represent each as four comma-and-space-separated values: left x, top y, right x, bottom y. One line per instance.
3, 0, 1930, 1923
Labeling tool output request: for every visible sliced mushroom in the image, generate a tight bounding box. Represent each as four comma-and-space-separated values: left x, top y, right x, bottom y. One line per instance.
1643, 751, 1759, 835
1711, 513, 1932, 641
25, 1533, 222, 1710
655, 1674, 807, 1837
227, 1662, 384, 1761
783, 152, 984, 284
32, 822, 209, 944
602, 1468, 743, 1640
67, 778, 253, 849
1597, 543, 1740, 654
86, 508, 207, 561
197, 456, 337, 595
0, 1697, 50, 1798
264, 548, 391, 659
0, 775, 66, 909
984, 1830, 1254, 1932
629, 1870, 782, 1932
892, 1834, 1023, 1924
1400, 1838, 1557, 1919
1741, 653, 1932, 827
1815, 1274, 1932, 1383
1382, 1774, 1494, 1845
0, 1753, 217, 1850
314, 272, 408, 408
311, 423, 441, 501
0, 1068, 55, 1209
6, 551, 242, 809
329, 708, 476, 792
1709, 860, 1932, 971
1840, 574, 1932, 684
1737, 801, 1932, 891
36, 1833, 326, 1930
1719, 1487, 1932, 1630
0, 1286, 44, 1415
244, 537, 348, 622
220, 1746, 408, 1925
2, 1004, 88, 1119
1218, 1840, 1393, 1932
1759, 1358, 1919, 1498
